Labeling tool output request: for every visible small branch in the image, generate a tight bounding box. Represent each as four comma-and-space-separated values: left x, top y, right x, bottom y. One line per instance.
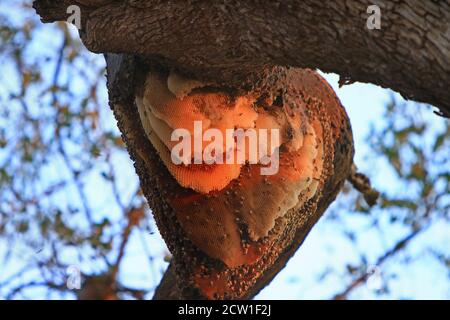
333, 224, 428, 300
51, 32, 95, 224
5, 281, 68, 300
110, 205, 144, 279
347, 164, 380, 207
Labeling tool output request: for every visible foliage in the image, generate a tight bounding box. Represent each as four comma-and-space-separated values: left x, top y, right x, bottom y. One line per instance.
0, 1, 164, 300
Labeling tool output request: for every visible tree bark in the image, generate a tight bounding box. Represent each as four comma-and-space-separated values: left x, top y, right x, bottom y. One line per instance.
34, 0, 450, 117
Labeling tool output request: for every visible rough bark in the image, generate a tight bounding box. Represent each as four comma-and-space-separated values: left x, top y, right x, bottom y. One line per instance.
34, 0, 450, 117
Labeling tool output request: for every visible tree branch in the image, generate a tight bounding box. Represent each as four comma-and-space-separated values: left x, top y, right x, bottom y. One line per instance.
333, 224, 428, 300
34, 0, 450, 116
347, 164, 380, 207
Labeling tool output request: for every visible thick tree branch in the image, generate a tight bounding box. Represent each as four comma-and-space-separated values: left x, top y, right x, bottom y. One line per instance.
34, 0, 450, 116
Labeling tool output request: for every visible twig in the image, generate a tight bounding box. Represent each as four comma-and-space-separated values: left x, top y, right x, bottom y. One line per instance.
347, 163, 380, 207
333, 223, 429, 300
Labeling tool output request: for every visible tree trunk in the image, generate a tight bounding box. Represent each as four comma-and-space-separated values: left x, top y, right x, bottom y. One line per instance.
34, 0, 450, 117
